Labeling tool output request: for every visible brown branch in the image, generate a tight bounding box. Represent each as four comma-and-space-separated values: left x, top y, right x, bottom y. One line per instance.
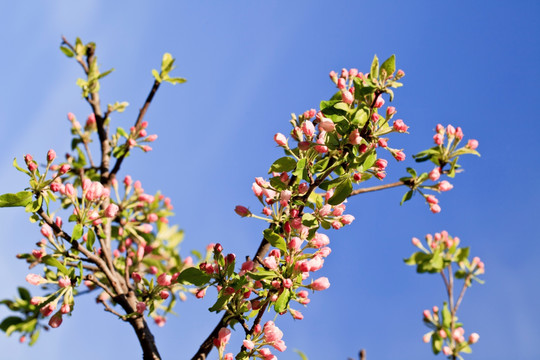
109, 80, 161, 184
61, 36, 89, 74
349, 181, 405, 196
360, 349, 366, 360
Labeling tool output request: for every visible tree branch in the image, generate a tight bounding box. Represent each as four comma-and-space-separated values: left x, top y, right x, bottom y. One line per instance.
349, 181, 405, 196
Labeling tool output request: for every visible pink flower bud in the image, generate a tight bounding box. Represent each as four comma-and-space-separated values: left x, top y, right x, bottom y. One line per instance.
455, 127, 464, 140
195, 288, 206, 299
235, 205, 251, 217
412, 237, 421, 247
341, 90, 354, 104
47, 149, 56, 162
393, 151, 406, 162
263, 256, 278, 270
374, 95, 385, 108
378, 138, 388, 147
386, 106, 396, 117
392, 119, 409, 133
41, 224, 53, 238
214, 327, 231, 348
430, 204, 441, 213
349, 129, 362, 145
67, 113, 76, 122
159, 290, 170, 300
310, 277, 330, 290
136, 302, 146, 314
131, 272, 142, 283
319, 117, 335, 132
341, 214, 355, 225
26, 274, 45, 286
61, 303, 71, 314
446, 124, 456, 137
337, 77, 346, 90
426, 195, 438, 204
439, 180, 453, 192
433, 133, 444, 145
157, 273, 172, 286
48, 312, 63, 328
274, 133, 288, 147
467, 139, 479, 150
429, 167, 440, 181
349, 68, 358, 78
243, 339, 254, 350
104, 204, 119, 218
375, 159, 388, 169
58, 276, 71, 288
469, 333, 480, 344
59, 164, 71, 174
301, 121, 315, 137
298, 182, 309, 194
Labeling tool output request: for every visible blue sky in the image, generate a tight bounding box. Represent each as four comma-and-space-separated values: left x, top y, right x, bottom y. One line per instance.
0, 1, 539, 359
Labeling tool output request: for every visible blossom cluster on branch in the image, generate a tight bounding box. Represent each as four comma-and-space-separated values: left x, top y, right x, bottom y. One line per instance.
0, 38, 483, 360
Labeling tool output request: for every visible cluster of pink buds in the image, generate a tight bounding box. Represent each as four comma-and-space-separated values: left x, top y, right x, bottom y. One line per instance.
433, 123, 478, 150
128, 121, 157, 152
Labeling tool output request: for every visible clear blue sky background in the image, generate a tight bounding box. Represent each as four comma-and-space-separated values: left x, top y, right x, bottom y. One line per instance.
0, 2, 538, 359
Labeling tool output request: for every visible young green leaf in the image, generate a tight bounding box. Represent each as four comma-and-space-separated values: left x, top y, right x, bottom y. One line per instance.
0, 191, 33, 208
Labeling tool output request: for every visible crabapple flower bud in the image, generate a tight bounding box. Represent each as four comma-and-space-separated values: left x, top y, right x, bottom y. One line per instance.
195, 288, 206, 299
426, 195, 438, 204
430, 204, 441, 214
263, 256, 278, 270
301, 120, 315, 137
393, 151, 406, 162
310, 277, 330, 290
147, 134, 158, 142
341, 90, 354, 104
467, 139, 479, 150
160, 290, 170, 300
349, 129, 362, 145
386, 106, 396, 117
469, 333, 480, 344
412, 237, 421, 247
104, 204, 119, 218
319, 117, 335, 132
374, 95, 385, 108
429, 167, 440, 181
298, 182, 309, 194
214, 328, 231, 348
243, 339, 255, 350
337, 77, 346, 90
59, 164, 71, 174
375, 159, 388, 169
378, 138, 388, 147
58, 276, 71, 288
274, 133, 288, 147
446, 125, 456, 137
433, 133, 444, 145
136, 302, 146, 314
442, 347, 452, 356
223, 354, 233, 360
131, 272, 142, 283
455, 127, 464, 140
439, 180, 453, 192
61, 303, 71, 314
41, 224, 53, 238
393, 119, 409, 132
47, 149, 56, 162
157, 273, 172, 286
48, 312, 63, 328
341, 214, 355, 225
234, 205, 251, 217
26, 274, 46, 286
67, 113, 76, 122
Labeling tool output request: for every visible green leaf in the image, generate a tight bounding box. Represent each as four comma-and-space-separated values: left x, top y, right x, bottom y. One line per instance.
41, 255, 69, 275
24, 196, 42, 213
29, 329, 40, 346
302, 213, 318, 228
432, 334, 442, 354
97, 68, 114, 80
152, 69, 161, 83
370, 54, 379, 79
404, 252, 431, 266
0, 191, 33, 208
292, 158, 307, 179
161, 53, 175, 74
406, 167, 417, 178
263, 229, 287, 253
442, 302, 452, 327
269, 157, 297, 174
116, 127, 129, 138
0, 316, 23, 332
363, 152, 377, 169
246, 270, 276, 280
454, 247, 470, 263
328, 178, 352, 205
166, 77, 187, 85
274, 288, 290, 313
60, 46, 74, 58
12, 158, 31, 176
177, 267, 211, 286
17, 287, 31, 301
72, 224, 83, 240
400, 190, 413, 205
380, 54, 396, 79
86, 228, 96, 251
209, 294, 231, 313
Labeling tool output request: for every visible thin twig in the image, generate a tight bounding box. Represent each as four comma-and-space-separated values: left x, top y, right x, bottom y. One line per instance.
349, 181, 405, 196
100, 299, 126, 319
